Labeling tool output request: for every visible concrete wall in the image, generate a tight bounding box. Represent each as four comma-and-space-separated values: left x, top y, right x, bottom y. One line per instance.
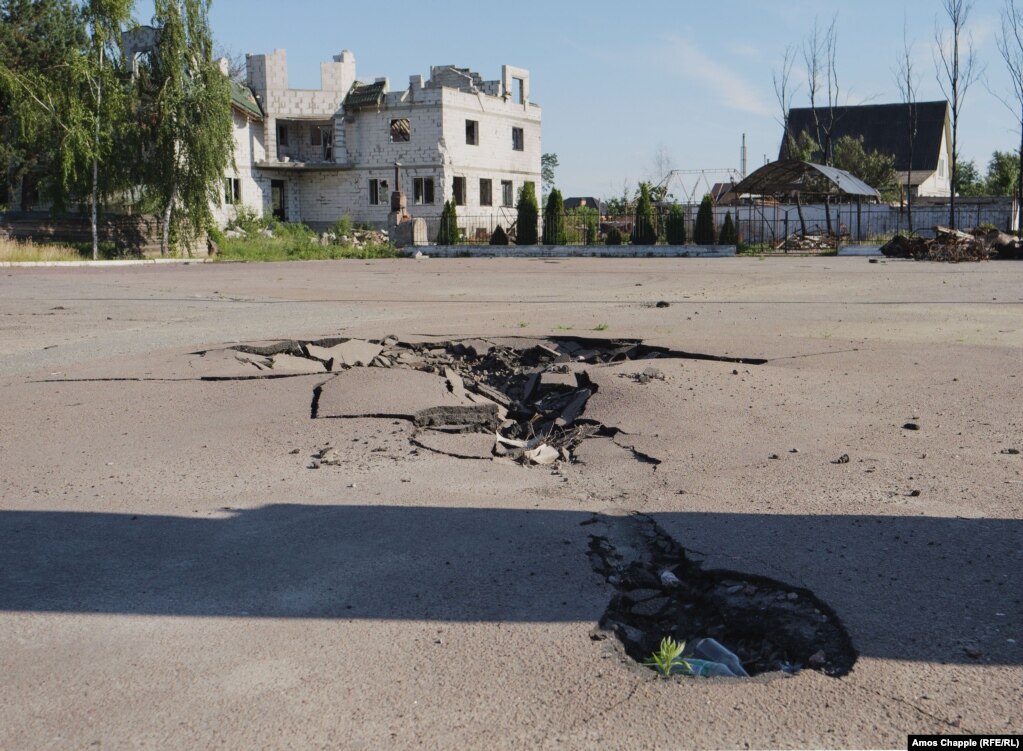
213, 109, 270, 226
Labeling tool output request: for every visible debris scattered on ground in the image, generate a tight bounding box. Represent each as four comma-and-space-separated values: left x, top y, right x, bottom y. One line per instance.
903, 422, 920, 431
774, 233, 838, 252
588, 514, 857, 678
834, 454, 850, 464
881, 226, 1023, 262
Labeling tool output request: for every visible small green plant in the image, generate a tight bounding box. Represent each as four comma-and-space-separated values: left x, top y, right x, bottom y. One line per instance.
593, 322, 609, 331
644, 636, 694, 677
605, 226, 624, 245
518, 320, 529, 328
329, 215, 354, 244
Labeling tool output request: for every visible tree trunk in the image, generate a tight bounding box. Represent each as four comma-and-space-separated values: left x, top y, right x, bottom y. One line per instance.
796, 192, 807, 236
1017, 115, 1023, 233
161, 192, 174, 257
824, 194, 833, 236
91, 48, 102, 261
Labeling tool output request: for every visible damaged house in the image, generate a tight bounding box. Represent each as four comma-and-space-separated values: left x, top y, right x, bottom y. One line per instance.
220, 48, 541, 239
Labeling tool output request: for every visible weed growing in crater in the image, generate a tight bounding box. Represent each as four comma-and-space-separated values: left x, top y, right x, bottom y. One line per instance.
644, 636, 693, 677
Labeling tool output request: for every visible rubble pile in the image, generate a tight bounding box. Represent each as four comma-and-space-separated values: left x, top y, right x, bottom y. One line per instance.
319, 228, 389, 247
881, 226, 1023, 262
773, 233, 838, 252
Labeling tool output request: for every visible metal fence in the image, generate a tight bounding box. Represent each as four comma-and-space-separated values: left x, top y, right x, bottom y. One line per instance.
428, 198, 1016, 247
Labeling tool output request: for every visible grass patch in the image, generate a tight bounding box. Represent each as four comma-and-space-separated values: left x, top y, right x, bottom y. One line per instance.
0, 237, 83, 262
217, 220, 398, 262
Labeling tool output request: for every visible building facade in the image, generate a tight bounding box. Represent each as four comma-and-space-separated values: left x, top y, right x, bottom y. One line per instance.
222, 49, 541, 239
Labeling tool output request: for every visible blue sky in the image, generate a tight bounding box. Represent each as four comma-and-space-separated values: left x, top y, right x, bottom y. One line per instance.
138, 0, 1018, 199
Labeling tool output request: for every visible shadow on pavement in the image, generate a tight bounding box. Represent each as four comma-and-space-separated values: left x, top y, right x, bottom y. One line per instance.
0, 504, 1018, 666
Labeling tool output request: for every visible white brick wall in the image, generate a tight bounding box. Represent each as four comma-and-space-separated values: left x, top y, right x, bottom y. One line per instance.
225, 51, 542, 233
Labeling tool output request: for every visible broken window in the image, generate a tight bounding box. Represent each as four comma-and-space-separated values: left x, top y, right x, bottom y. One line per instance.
277, 124, 289, 147
369, 178, 389, 206
310, 125, 322, 146
322, 128, 333, 161
512, 127, 524, 151
479, 178, 492, 207
224, 177, 241, 205
466, 119, 479, 145
390, 118, 411, 143
501, 180, 513, 207
414, 177, 435, 205
453, 176, 466, 206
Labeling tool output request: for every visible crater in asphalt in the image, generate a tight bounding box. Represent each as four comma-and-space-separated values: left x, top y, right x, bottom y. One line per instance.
587, 514, 857, 678
216, 335, 765, 466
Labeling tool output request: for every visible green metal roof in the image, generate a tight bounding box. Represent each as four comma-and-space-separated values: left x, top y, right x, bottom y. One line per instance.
343, 80, 386, 110
231, 80, 263, 120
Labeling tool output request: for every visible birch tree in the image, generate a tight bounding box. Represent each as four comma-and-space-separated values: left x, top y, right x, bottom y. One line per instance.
895, 25, 920, 232
997, 0, 1023, 231
143, 0, 232, 255
935, 0, 981, 230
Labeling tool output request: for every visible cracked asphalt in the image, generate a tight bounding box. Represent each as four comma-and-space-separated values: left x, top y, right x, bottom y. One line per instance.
1, 257, 1021, 749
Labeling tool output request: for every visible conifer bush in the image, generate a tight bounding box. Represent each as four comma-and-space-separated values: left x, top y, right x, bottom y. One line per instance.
542, 189, 567, 244
516, 183, 539, 245
718, 211, 737, 245
490, 225, 509, 245
665, 203, 686, 245
693, 194, 716, 245
631, 183, 658, 245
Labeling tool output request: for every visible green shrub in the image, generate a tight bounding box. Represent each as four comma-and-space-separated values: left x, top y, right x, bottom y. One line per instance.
436, 201, 458, 244
227, 206, 272, 235
542, 188, 568, 244
516, 183, 539, 244
718, 211, 737, 245
605, 226, 624, 245
665, 202, 686, 245
490, 225, 510, 245
631, 183, 658, 245
693, 194, 715, 245
329, 214, 354, 244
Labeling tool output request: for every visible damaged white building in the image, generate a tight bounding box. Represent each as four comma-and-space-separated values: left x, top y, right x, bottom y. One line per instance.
221, 49, 541, 240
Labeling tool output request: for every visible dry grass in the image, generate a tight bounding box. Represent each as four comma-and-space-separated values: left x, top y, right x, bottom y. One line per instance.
0, 237, 82, 262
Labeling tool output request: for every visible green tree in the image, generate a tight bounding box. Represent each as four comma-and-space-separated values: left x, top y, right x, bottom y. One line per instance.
540, 152, 558, 198
785, 130, 820, 162
566, 205, 598, 245
693, 194, 715, 245
718, 211, 737, 245
515, 181, 539, 244
141, 0, 233, 256
604, 225, 623, 245
0, 0, 85, 210
631, 182, 657, 244
984, 150, 1020, 196
0, 0, 132, 258
831, 134, 897, 197
665, 202, 686, 245
436, 200, 457, 244
955, 158, 985, 196
542, 188, 567, 244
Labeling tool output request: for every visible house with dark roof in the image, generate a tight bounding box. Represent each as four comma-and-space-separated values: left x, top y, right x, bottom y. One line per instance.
563, 197, 601, 213
779, 101, 951, 197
